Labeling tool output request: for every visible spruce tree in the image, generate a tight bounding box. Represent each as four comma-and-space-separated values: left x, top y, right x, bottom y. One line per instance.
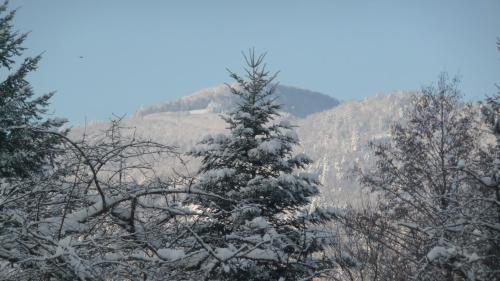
0, 1, 65, 179
175, 51, 336, 280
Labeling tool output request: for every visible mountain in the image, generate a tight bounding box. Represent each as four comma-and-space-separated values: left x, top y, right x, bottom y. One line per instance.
71, 86, 415, 205
135, 84, 340, 118
297, 92, 414, 205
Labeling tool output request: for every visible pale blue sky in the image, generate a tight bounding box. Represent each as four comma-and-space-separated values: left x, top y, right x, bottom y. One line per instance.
9, 0, 500, 124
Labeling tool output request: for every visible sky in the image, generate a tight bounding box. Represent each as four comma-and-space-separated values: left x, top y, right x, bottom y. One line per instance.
7, 0, 500, 125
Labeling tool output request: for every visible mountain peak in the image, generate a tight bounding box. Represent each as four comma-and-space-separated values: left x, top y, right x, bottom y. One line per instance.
135, 84, 339, 118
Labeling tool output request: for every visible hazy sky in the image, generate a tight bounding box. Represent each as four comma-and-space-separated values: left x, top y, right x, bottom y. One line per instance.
9, 0, 500, 124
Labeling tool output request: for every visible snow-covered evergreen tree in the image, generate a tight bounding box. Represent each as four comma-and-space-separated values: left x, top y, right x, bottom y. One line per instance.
171, 51, 337, 280
0, 2, 66, 179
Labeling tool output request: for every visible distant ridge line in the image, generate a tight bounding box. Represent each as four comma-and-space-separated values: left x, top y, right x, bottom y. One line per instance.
135, 84, 340, 118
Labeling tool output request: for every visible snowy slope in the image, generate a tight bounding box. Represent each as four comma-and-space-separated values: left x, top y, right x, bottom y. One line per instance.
297, 92, 414, 204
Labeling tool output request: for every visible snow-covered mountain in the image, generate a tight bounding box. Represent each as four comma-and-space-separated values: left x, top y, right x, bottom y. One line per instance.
297, 92, 413, 204
72, 86, 415, 204
135, 84, 340, 118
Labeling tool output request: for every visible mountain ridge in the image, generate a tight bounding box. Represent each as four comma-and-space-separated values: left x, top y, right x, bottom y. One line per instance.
134, 84, 340, 118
